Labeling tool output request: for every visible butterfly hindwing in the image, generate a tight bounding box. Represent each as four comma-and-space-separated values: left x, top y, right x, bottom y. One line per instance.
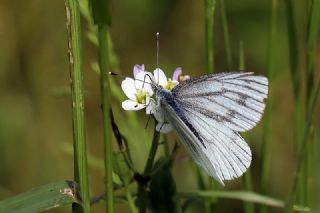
160, 92, 252, 184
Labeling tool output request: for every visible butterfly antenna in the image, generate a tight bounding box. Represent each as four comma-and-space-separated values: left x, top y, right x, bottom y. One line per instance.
156, 32, 160, 84
156, 32, 159, 68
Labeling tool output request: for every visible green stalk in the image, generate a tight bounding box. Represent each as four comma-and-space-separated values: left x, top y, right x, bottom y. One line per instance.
286, 82, 320, 213
220, 0, 233, 70
89, 0, 113, 211
205, 0, 216, 74
239, 40, 245, 71
239, 41, 254, 213
306, 0, 320, 101
137, 128, 160, 213
260, 1, 278, 213
285, 0, 304, 144
285, 0, 305, 205
65, 0, 90, 212
304, 0, 320, 207
243, 170, 254, 213
125, 187, 138, 213
98, 25, 114, 213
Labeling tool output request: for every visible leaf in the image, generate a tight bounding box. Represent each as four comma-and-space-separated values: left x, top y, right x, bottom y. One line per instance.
178, 190, 285, 208
112, 152, 132, 185
0, 181, 80, 213
148, 157, 176, 213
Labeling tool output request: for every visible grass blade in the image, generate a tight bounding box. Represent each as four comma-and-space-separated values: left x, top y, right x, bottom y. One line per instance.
178, 190, 285, 208
0, 181, 80, 213
205, 0, 216, 73
90, 0, 114, 211
305, 0, 320, 207
65, 0, 90, 212
220, 0, 233, 70
260, 1, 278, 213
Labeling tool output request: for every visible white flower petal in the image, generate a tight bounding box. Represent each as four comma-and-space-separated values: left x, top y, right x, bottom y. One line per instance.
121, 78, 136, 101
172, 80, 179, 86
153, 68, 167, 86
122, 100, 145, 111
156, 122, 172, 133
135, 72, 154, 95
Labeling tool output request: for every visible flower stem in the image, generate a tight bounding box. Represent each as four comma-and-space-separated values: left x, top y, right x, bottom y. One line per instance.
98, 25, 114, 213
65, 0, 90, 212
205, 0, 216, 74
137, 128, 160, 213
286, 82, 320, 213
284, 0, 305, 206
220, 0, 233, 70
260, 1, 278, 213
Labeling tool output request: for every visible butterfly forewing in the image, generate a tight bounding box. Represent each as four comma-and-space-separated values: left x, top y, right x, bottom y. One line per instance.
172, 72, 268, 132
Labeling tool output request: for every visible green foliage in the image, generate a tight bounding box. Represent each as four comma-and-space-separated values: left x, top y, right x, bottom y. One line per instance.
0, 181, 80, 213
0, 0, 319, 213
149, 157, 176, 213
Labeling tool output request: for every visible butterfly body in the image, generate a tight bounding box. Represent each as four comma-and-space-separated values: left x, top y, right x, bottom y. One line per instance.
153, 72, 268, 185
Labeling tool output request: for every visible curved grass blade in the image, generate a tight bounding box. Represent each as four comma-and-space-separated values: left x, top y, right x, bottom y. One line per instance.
178, 190, 285, 208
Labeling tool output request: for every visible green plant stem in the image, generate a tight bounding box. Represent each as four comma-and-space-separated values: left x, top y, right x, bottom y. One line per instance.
285, 0, 304, 146
243, 170, 254, 213
239, 40, 245, 71
306, 0, 320, 101
98, 25, 114, 212
238, 43, 254, 213
137, 128, 160, 213
286, 82, 320, 213
205, 0, 216, 74
220, 0, 233, 70
260, 1, 278, 213
305, 0, 320, 206
65, 0, 90, 212
285, 0, 305, 205
125, 187, 138, 213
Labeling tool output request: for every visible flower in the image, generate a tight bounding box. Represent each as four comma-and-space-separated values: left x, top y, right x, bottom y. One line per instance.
121, 65, 190, 134
172, 67, 190, 81
121, 65, 154, 111
154, 68, 179, 91
133, 64, 145, 77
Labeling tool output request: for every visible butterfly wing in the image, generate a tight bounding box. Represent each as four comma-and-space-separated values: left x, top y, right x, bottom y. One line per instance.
172, 72, 268, 132
161, 72, 268, 184
160, 98, 251, 185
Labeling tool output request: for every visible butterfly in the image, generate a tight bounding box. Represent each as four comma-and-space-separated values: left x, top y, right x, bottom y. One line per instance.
152, 72, 268, 185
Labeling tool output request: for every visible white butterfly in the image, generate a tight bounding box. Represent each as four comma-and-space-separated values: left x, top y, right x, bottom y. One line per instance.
152, 72, 268, 185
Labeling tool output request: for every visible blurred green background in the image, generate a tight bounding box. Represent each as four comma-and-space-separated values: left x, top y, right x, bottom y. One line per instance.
0, 0, 319, 212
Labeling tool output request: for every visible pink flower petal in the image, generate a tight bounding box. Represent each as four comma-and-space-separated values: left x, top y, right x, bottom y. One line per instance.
133, 64, 145, 77
172, 67, 182, 81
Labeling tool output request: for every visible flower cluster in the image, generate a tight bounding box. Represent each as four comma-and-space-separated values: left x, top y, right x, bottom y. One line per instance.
121, 64, 189, 133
